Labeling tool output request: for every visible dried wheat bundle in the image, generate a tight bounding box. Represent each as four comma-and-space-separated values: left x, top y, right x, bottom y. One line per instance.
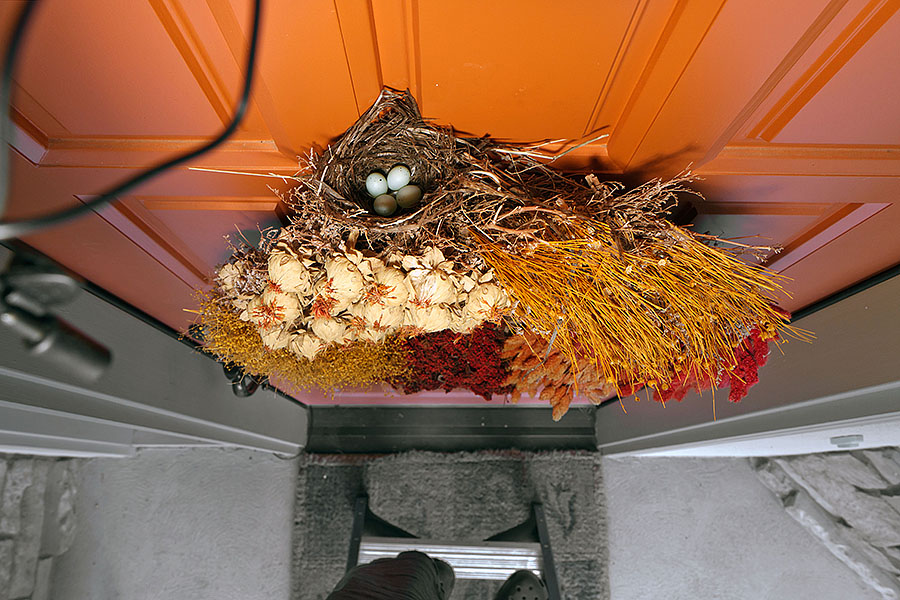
502, 332, 617, 421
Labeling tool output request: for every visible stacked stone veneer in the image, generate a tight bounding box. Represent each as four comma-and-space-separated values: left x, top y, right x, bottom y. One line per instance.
753, 448, 900, 600
0, 456, 79, 600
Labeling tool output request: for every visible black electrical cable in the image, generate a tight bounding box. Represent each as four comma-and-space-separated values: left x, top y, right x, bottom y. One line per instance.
0, 0, 263, 240
0, 1, 41, 218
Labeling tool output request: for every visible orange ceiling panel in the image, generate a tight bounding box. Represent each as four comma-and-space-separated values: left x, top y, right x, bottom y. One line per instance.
13, 0, 224, 137
1, 0, 898, 340
769, 7, 900, 145
413, 0, 649, 140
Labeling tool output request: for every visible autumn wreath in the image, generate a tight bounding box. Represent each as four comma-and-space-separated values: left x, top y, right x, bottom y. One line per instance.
194, 88, 806, 420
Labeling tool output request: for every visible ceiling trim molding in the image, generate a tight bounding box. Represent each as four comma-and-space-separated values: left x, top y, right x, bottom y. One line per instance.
205, 0, 296, 157
334, 0, 384, 115
584, 0, 653, 137
608, 0, 728, 171
137, 195, 280, 211
370, 0, 423, 101
9, 107, 48, 165
77, 194, 209, 287
703, 0, 850, 161
766, 202, 889, 271
148, 0, 235, 128
750, 0, 900, 142
34, 135, 296, 170
697, 143, 900, 177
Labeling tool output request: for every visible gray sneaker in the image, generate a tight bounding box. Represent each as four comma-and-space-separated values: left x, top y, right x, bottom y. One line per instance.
494, 570, 548, 600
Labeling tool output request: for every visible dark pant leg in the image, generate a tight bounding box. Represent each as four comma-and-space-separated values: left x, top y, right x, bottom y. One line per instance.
326, 551, 455, 600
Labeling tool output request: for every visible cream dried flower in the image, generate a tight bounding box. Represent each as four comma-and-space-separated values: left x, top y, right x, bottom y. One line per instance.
365, 265, 409, 308
462, 282, 511, 323
289, 332, 325, 361
365, 304, 405, 334
267, 251, 313, 298
260, 325, 292, 350
358, 329, 388, 344
404, 247, 457, 307
405, 304, 452, 333
311, 316, 350, 345
242, 289, 301, 329
310, 277, 339, 318
449, 307, 481, 334
216, 261, 245, 296
324, 255, 365, 306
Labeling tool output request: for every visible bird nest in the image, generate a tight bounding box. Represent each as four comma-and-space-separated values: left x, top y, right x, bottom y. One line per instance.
287, 88, 702, 265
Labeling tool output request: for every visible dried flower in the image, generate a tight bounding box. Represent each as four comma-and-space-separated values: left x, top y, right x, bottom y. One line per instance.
289, 332, 325, 361
311, 316, 350, 345
403, 247, 458, 307
325, 255, 365, 305
216, 261, 245, 295
260, 325, 292, 350
365, 265, 409, 307
242, 289, 301, 329
405, 304, 452, 333
395, 324, 512, 401
267, 251, 313, 298
449, 307, 481, 334
462, 282, 511, 322
366, 304, 405, 333
310, 277, 342, 317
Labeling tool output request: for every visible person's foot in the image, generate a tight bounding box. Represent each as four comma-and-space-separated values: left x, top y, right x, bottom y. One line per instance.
494, 570, 548, 600
432, 557, 455, 600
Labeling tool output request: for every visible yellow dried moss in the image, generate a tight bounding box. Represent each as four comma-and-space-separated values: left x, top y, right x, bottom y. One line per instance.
196, 296, 410, 391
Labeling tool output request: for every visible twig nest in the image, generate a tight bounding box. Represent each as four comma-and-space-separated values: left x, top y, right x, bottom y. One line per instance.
290, 332, 325, 361
267, 251, 313, 298
314, 89, 454, 215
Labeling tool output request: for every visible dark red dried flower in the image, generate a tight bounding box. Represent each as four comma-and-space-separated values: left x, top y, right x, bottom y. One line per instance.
654, 327, 774, 404
395, 324, 512, 401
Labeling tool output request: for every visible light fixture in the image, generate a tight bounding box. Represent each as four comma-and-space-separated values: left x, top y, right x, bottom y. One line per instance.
830, 434, 864, 449
1, 256, 111, 381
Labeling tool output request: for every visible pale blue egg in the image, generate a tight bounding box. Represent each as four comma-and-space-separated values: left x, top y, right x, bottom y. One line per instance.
366, 172, 388, 198
387, 164, 411, 191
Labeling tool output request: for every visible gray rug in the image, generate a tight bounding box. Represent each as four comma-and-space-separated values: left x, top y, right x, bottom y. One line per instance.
292, 451, 608, 600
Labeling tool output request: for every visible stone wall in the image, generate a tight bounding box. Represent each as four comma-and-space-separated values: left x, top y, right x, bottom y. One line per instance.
753, 448, 900, 600
0, 456, 79, 600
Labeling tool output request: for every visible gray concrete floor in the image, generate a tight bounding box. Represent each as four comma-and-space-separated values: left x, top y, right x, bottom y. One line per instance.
51, 447, 299, 600
604, 456, 880, 600
50, 449, 880, 600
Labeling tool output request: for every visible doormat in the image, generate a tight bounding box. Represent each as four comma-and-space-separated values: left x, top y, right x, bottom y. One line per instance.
292, 450, 608, 600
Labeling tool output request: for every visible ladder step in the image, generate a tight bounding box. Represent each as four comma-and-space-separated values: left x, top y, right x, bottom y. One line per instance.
358, 537, 542, 581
